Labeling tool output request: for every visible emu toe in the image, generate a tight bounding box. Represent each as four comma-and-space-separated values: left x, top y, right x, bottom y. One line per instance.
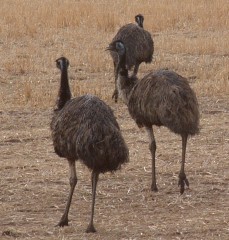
151, 183, 158, 192
112, 89, 119, 103
178, 173, 189, 194
86, 224, 97, 233
56, 217, 69, 227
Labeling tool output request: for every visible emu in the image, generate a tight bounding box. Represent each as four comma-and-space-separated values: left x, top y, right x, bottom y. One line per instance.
109, 14, 154, 102
107, 41, 199, 194
50, 57, 129, 233
135, 14, 144, 28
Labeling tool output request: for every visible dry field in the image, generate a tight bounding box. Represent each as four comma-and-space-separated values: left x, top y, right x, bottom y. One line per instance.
0, 0, 229, 239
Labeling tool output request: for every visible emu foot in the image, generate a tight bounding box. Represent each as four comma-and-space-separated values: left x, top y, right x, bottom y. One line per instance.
151, 183, 158, 192
86, 223, 97, 233
112, 89, 118, 103
56, 216, 69, 227
178, 172, 189, 194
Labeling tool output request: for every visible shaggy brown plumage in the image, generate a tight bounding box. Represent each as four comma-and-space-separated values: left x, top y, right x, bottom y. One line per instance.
51, 57, 129, 233
108, 14, 154, 102
128, 70, 199, 136
107, 41, 199, 194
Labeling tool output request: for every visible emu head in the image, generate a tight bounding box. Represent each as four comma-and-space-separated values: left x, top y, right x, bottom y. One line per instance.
135, 14, 144, 28
55, 57, 69, 71
106, 40, 126, 80
106, 40, 126, 58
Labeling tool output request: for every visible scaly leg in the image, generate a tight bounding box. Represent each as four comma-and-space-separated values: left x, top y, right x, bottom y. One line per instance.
146, 126, 158, 192
132, 63, 140, 77
112, 89, 119, 103
178, 134, 189, 194
56, 160, 77, 227
112, 61, 119, 102
86, 171, 99, 233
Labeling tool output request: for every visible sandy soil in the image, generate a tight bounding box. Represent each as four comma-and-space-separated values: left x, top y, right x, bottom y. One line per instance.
0, 93, 229, 240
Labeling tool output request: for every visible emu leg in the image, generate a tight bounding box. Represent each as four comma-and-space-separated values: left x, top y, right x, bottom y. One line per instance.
112, 89, 119, 103
178, 134, 189, 194
56, 160, 77, 227
132, 63, 140, 77
112, 61, 119, 102
146, 127, 158, 192
86, 171, 99, 233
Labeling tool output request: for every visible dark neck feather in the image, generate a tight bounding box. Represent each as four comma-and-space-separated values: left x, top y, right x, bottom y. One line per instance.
118, 53, 128, 77
57, 66, 71, 110
138, 21, 143, 28
136, 16, 144, 28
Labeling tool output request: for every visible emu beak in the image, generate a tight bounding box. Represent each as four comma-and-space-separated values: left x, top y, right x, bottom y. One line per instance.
105, 45, 114, 52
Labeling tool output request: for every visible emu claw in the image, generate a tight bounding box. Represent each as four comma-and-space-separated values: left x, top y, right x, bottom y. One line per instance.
178, 173, 189, 194
56, 217, 69, 227
151, 183, 158, 192
112, 89, 118, 103
86, 224, 97, 233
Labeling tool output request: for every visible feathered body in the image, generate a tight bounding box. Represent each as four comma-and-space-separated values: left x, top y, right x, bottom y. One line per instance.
110, 23, 154, 71
51, 94, 128, 173
128, 70, 199, 135
108, 14, 154, 102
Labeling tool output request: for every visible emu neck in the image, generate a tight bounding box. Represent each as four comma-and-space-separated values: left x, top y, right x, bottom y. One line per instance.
139, 22, 143, 28
116, 54, 137, 105
57, 67, 71, 110
137, 19, 143, 28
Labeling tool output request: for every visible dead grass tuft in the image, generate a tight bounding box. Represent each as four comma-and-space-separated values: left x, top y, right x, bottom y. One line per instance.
0, 0, 228, 107
96, 12, 118, 32
0, 0, 229, 107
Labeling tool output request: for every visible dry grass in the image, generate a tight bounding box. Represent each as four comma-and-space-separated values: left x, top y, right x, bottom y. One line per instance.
0, 0, 228, 109
0, 1, 229, 239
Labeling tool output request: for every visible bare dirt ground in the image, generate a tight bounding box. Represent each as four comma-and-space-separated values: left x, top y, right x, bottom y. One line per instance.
0, 93, 229, 240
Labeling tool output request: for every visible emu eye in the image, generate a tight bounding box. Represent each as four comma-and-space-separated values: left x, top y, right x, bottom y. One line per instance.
116, 42, 124, 50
